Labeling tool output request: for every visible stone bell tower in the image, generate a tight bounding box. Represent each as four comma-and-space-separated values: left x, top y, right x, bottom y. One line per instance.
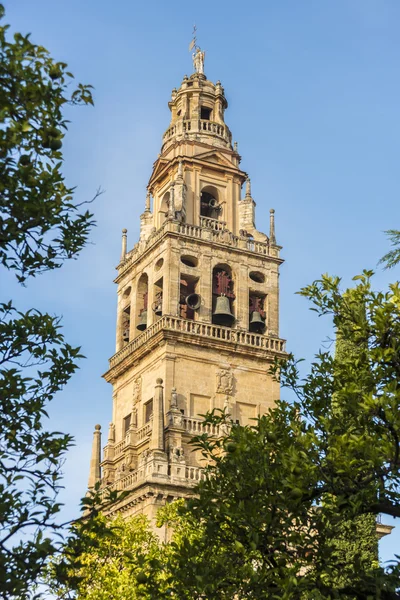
88, 51, 286, 529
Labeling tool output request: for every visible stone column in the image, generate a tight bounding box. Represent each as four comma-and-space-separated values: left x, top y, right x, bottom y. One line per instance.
151, 378, 164, 451
199, 253, 213, 322
88, 424, 101, 489
237, 263, 249, 330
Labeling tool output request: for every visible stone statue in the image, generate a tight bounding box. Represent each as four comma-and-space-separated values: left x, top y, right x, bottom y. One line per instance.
171, 387, 178, 409
193, 47, 205, 74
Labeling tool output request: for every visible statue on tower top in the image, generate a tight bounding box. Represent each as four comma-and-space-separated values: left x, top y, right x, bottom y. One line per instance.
189, 25, 205, 74
193, 47, 205, 74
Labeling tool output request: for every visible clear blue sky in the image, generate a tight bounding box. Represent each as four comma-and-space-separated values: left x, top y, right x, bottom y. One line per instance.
5, 0, 400, 565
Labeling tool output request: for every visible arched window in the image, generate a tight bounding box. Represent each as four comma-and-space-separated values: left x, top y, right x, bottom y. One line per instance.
158, 192, 169, 227
212, 264, 235, 327
200, 186, 220, 219
136, 273, 148, 333
249, 294, 266, 334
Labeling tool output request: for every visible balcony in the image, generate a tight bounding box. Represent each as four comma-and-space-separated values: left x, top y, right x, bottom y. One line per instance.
119, 219, 277, 280
162, 118, 232, 148
107, 315, 286, 373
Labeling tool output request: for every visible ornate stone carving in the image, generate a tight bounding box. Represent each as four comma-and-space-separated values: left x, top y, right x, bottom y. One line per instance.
133, 376, 142, 403
169, 444, 185, 463
170, 387, 178, 409
216, 368, 233, 395
107, 422, 115, 443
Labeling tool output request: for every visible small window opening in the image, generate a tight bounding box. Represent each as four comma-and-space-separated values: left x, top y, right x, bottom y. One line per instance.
177, 109, 181, 117
200, 106, 212, 120
123, 414, 131, 435
181, 255, 198, 268
145, 399, 153, 423
180, 409, 185, 415
249, 271, 265, 284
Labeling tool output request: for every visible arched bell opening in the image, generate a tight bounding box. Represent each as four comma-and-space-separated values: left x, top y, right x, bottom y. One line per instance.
212, 264, 235, 327
135, 273, 149, 333
249, 294, 266, 334
179, 275, 200, 321
121, 304, 131, 345
158, 191, 169, 227
200, 185, 221, 220
152, 277, 163, 319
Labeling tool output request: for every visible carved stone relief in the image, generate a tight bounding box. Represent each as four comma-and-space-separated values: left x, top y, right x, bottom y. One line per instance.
216, 368, 233, 395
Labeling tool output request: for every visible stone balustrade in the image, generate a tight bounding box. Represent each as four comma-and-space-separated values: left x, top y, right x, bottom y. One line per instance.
137, 422, 152, 441
119, 219, 274, 279
199, 216, 227, 231
109, 315, 286, 370
182, 416, 220, 436
185, 466, 206, 481
163, 119, 231, 146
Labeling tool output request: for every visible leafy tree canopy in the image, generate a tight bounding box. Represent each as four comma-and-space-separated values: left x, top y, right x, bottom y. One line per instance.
0, 4, 99, 598
51, 271, 400, 600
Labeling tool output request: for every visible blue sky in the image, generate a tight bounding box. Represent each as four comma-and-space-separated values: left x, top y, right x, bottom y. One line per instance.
4, 0, 400, 564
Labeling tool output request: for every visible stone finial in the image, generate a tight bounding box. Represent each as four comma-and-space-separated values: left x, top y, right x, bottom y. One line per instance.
145, 191, 151, 212
234, 141, 238, 152
171, 387, 178, 409
120, 228, 127, 261
88, 424, 101, 489
245, 178, 252, 199
167, 182, 175, 219
107, 422, 115, 443
151, 379, 164, 451
269, 209, 276, 245
177, 160, 183, 179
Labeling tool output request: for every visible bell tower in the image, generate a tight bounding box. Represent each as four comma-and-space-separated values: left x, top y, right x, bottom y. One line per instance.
89, 52, 286, 528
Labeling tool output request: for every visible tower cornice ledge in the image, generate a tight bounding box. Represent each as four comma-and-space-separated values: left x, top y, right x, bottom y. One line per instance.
115, 221, 283, 284
103, 316, 287, 384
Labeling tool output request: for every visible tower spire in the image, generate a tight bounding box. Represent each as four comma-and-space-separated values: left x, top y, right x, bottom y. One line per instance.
88, 424, 101, 489
120, 228, 127, 261
269, 209, 276, 245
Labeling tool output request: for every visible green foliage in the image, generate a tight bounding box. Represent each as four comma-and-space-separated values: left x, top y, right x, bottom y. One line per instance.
160, 271, 400, 599
0, 4, 96, 282
380, 230, 400, 270
50, 513, 165, 600
48, 271, 400, 599
0, 4, 98, 598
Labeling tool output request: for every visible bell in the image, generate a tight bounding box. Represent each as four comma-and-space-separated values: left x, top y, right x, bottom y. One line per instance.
249, 311, 265, 334
212, 296, 234, 327
185, 293, 201, 310
153, 302, 162, 316
137, 310, 147, 331
122, 328, 130, 342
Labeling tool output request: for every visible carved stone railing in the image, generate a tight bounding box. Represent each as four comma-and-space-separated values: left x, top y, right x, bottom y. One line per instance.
185, 466, 206, 482
200, 216, 226, 231
137, 422, 152, 441
114, 438, 126, 457
182, 416, 220, 436
162, 119, 231, 146
109, 315, 286, 370
118, 219, 275, 279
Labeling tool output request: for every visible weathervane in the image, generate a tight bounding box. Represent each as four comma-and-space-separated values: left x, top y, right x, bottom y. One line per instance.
189, 25, 205, 74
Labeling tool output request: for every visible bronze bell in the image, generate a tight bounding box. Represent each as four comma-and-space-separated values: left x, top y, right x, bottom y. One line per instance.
137, 310, 147, 331
249, 311, 265, 334
122, 328, 130, 342
153, 302, 162, 317
212, 295, 235, 327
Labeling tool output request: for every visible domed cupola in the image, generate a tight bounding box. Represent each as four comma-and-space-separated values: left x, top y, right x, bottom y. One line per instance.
162, 51, 232, 152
